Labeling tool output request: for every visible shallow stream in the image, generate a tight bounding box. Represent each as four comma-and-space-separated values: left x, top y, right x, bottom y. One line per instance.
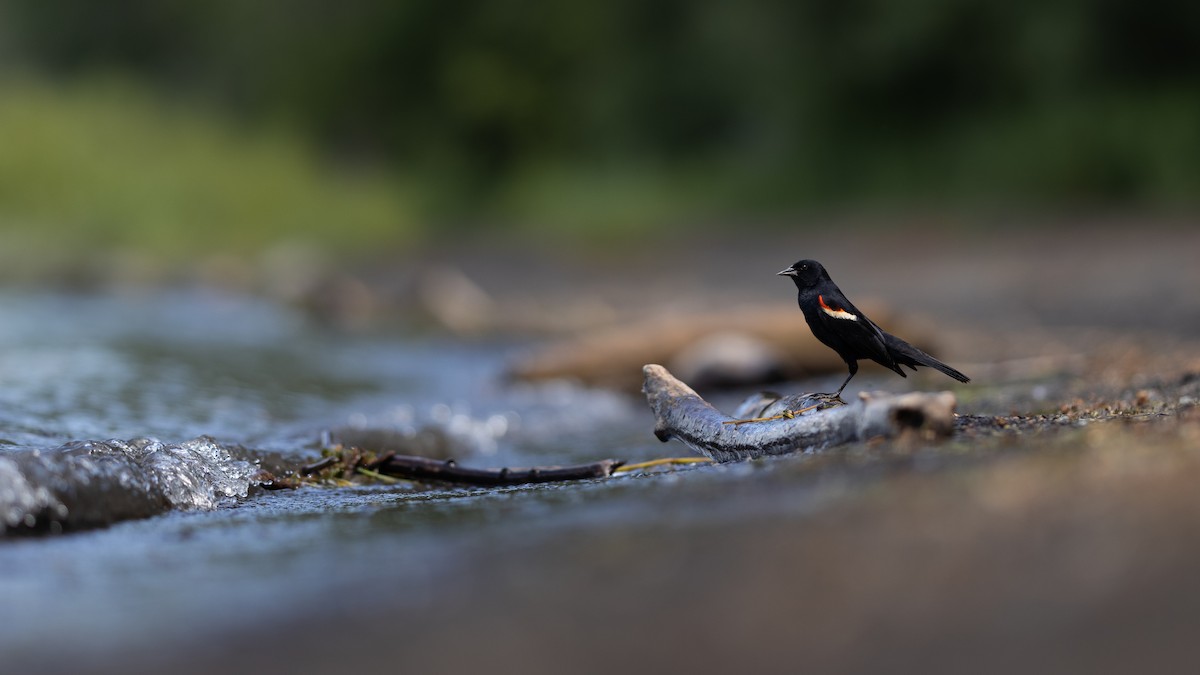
0, 289, 682, 670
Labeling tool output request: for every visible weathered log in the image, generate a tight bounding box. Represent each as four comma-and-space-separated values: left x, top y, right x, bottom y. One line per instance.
642, 364, 957, 462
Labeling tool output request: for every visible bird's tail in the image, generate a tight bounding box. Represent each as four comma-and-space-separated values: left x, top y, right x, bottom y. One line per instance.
883, 333, 970, 383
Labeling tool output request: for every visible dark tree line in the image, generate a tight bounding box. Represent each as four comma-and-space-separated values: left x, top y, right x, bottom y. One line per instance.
5, 0, 1199, 213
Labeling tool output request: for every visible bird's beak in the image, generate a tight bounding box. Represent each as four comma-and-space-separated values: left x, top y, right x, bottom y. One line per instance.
777, 267, 797, 277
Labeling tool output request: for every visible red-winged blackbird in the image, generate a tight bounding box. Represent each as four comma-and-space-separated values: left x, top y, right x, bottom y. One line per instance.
778, 259, 970, 397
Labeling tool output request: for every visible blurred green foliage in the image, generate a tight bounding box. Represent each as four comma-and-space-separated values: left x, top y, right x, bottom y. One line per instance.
0, 77, 416, 270
1, 0, 1198, 252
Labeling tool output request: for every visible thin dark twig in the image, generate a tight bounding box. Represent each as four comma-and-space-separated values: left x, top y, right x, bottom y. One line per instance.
374, 454, 624, 486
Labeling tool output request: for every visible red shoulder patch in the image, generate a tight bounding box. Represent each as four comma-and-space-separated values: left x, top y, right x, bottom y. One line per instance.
818, 295, 841, 312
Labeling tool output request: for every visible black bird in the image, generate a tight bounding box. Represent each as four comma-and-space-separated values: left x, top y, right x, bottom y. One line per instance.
778, 259, 970, 398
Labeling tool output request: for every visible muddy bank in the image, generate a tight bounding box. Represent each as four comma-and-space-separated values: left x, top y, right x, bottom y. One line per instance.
219, 216, 1200, 675
33, 346, 1195, 675
96, 375, 1200, 675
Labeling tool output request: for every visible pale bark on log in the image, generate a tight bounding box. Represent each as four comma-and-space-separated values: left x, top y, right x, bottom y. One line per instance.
642, 364, 957, 462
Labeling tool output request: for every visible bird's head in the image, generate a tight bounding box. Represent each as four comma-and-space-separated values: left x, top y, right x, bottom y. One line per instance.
776, 259, 827, 288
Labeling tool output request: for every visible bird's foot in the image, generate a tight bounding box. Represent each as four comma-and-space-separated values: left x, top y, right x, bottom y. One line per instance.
723, 403, 822, 426
810, 392, 847, 405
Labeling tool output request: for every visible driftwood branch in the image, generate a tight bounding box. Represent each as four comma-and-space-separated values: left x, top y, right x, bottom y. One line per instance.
642, 364, 957, 462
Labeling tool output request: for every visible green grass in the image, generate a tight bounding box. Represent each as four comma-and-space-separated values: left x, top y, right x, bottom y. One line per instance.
0, 76, 418, 275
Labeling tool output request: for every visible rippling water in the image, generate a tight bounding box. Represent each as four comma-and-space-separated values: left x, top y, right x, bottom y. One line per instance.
0, 290, 655, 530
0, 289, 672, 672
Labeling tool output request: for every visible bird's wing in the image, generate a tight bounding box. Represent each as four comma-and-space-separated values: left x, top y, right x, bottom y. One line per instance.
816, 287, 872, 329
816, 289, 897, 368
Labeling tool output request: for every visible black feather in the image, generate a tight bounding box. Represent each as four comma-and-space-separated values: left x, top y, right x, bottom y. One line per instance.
778, 259, 971, 395
881, 332, 971, 383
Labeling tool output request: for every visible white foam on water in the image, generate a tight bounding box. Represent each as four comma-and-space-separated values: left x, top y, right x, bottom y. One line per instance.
82, 437, 256, 510
0, 437, 256, 533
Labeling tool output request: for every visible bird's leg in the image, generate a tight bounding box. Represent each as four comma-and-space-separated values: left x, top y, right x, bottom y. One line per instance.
834, 372, 853, 396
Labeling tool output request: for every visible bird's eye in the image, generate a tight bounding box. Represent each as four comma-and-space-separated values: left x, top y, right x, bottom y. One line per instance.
801, 265, 808, 270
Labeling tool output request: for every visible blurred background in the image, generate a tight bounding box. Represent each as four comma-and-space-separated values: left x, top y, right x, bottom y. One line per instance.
1, 0, 1198, 288
6, 5, 1200, 675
